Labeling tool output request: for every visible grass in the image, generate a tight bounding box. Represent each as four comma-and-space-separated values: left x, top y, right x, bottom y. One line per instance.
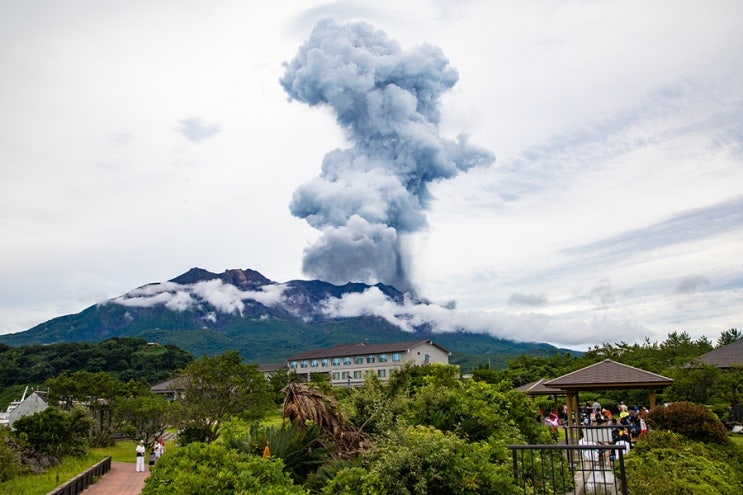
0, 453, 106, 495
731, 434, 743, 447
91, 440, 140, 463
90, 436, 179, 463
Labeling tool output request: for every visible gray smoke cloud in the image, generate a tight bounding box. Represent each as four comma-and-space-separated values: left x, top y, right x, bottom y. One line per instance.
281, 19, 494, 293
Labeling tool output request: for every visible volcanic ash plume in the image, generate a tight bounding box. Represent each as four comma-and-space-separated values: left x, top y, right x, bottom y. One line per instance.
281, 19, 493, 293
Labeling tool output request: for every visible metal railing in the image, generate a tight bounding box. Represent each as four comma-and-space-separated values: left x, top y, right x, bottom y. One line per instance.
44, 456, 112, 495
564, 425, 635, 447
509, 444, 627, 495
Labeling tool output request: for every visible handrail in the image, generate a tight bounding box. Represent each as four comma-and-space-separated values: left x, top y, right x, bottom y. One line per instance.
44, 456, 112, 495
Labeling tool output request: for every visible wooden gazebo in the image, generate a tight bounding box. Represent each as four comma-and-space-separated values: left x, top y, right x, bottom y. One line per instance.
543, 359, 673, 440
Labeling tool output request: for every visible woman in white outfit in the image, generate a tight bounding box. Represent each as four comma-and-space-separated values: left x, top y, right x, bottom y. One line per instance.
135, 440, 146, 472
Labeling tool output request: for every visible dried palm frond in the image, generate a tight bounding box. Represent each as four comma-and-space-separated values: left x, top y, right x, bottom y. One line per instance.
282, 381, 368, 459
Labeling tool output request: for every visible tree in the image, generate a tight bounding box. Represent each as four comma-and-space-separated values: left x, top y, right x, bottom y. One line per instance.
46, 370, 121, 446
12, 406, 93, 458
717, 328, 742, 348
176, 351, 273, 443
114, 388, 173, 446
283, 381, 367, 460
407, 378, 548, 445
665, 364, 724, 405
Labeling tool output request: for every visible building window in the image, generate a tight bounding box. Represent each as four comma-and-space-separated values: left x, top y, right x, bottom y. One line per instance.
300, 360, 308, 368
377, 369, 386, 378
321, 358, 329, 367
341, 371, 349, 379
392, 353, 402, 362
311, 359, 319, 367
355, 356, 364, 364
343, 357, 352, 365
353, 371, 362, 379
366, 355, 376, 363
290, 361, 298, 369
332, 372, 340, 380
332, 357, 341, 366
379, 354, 388, 363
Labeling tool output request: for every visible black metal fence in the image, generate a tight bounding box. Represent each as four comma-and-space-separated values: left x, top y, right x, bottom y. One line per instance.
509, 444, 627, 495
44, 456, 111, 495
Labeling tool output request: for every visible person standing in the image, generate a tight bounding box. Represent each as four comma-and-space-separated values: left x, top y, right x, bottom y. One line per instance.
135, 440, 146, 472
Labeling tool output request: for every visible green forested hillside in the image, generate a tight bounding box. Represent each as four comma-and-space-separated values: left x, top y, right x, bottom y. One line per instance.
0, 337, 193, 408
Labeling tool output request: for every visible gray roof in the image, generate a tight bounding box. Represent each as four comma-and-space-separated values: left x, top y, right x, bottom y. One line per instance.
689, 338, 743, 369
515, 378, 561, 395
285, 339, 450, 361
258, 363, 289, 372
151, 377, 184, 392
544, 359, 673, 390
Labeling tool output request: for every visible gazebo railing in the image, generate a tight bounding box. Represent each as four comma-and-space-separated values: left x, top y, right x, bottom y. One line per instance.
509, 444, 628, 495
564, 425, 634, 447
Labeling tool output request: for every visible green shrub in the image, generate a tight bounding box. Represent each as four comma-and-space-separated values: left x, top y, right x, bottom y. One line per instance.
362, 425, 519, 495
0, 427, 27, 481
142, 441, 308, 495
647, 401, 729, 444
625, 431, 743, 494
320, 466, 383, 495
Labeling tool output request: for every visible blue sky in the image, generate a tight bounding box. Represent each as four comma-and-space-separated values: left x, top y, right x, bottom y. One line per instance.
1, 0, 741, 349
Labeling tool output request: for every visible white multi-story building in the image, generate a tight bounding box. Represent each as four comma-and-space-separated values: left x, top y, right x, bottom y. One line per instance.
285, 339, 451, 386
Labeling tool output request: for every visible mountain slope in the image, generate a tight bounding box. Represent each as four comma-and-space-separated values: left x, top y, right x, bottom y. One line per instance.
0, 268, 579, 369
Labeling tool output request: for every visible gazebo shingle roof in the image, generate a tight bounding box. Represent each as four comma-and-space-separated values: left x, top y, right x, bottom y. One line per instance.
689, 338, 743, 369
543, 359, 673, 390
515, 378, 557, 395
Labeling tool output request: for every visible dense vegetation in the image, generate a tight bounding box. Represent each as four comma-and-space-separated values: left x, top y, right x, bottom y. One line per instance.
0, 337, 193, 408
1, 329, 741, 494
474, 329, 743, 417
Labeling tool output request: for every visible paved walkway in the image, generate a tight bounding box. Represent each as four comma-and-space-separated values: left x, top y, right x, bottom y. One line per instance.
81, 462, 149, 495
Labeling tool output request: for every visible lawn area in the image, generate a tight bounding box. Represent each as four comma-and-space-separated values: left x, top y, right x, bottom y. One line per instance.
731, 434, 743, 447
90, 440, 140, 463
91, 436, 178, 463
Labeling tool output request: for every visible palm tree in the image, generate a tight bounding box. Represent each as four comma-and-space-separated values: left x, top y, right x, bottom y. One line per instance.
282, 381, 368, 459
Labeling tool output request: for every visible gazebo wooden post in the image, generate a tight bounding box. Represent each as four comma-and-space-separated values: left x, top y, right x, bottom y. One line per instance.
565, 390, 578, 444
573, 391, 581, 444
649, 389, 657, 409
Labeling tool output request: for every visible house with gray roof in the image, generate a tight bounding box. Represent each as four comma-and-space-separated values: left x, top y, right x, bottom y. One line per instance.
7, 391, 48, 429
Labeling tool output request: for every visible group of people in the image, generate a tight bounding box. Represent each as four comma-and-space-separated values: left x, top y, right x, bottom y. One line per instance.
581, 400, 648, 441
541, 400, 650, 441
135, 436, 166, 472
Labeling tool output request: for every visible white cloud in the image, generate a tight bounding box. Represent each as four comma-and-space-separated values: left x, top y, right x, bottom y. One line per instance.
111, 279, 288, 316
177, 117, 221, 142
